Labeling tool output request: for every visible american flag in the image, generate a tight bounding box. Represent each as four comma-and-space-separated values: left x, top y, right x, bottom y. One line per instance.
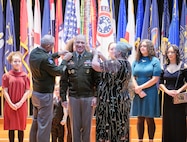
63, 0, 78, 43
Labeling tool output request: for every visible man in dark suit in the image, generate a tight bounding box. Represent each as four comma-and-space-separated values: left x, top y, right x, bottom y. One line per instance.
60, 34, 100, 142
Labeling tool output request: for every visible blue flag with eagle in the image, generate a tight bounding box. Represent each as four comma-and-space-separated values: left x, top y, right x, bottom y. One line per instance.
168, 0, 179, 46
4, 0, 16, 72
179, 0, 187, 62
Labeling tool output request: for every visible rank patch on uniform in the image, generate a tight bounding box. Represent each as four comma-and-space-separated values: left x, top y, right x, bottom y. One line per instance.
48, 58, 54, 64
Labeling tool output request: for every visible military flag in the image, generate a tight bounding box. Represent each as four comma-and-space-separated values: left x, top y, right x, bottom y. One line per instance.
81, 0, 97, 48
80, 0, 91, 45
90, 0, 97, 48
96, 0, 115, 58
80, 0, 84, 34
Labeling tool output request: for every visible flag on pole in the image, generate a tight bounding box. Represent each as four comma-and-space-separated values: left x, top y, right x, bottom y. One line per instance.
135, 0, 144, 48
0, 0, 5, 88
5, 0, 16, 72
63, 0, 78, 43
54, 0, 63, 64
160, 0, 170, 66
124, 0, 135, 65
55, 0, 63, 53
150, 0, 160, 56
20, 0, 30, 74
141, 0, 151, 39
80, 0, 84, 34
81, 0, 91, 45
168, 0, 179, 46
81, 0, 96, 48
33, 0, 41, 48
110, 0, 116, 42
75, 0, 80, 35
50, 0, 55, 36
96, 0, 115, 58
116, 0, 126, 42
90, 0, 97, 48
27, 0, 34, 52
42, 0, 50, 36
179, 0, 187, 62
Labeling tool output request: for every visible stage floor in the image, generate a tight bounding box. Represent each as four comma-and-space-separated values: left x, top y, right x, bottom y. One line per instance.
0, 117, 162, 142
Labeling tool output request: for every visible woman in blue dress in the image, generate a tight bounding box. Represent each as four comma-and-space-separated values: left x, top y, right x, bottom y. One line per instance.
92, 42, 132, 142
131, 39, 161, 142
159, 44, 187, 142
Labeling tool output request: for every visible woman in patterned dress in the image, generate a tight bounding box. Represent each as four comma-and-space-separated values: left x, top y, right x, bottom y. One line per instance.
92, 42, 132, 142
131, 39, 161, 142
2, 51, 31, 142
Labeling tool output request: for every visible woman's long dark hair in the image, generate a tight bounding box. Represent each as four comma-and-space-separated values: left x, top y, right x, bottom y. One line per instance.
165, 44, 181, 65
136, 39, 156, 61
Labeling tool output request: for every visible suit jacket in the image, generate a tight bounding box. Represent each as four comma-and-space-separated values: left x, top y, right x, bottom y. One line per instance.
60, 51, 100, 101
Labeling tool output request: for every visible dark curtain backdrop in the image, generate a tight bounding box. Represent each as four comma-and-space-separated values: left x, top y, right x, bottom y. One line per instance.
1, 0, 185, 50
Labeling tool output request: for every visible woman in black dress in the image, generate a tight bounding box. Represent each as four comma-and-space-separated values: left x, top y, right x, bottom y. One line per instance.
159, 44, 187, 142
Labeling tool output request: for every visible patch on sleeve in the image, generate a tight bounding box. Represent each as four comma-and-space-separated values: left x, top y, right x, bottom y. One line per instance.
48, 58, 54, 64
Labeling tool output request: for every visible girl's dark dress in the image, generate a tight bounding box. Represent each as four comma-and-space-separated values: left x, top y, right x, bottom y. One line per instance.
96, 59, 131, 142
160, 63, 187, 142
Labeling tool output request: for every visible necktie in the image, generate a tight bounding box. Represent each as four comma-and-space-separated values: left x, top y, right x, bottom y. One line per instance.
78, 54, 81, 64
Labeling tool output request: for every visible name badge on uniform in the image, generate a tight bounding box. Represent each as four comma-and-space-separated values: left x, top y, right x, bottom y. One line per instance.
86, 69, 90, 74
84, 60, 91, 66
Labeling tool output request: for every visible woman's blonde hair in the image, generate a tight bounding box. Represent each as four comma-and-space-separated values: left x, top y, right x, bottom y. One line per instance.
7, 51, 23, 64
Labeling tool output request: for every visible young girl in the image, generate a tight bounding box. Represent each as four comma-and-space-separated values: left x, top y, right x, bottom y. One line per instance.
2, 51, 31, 142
